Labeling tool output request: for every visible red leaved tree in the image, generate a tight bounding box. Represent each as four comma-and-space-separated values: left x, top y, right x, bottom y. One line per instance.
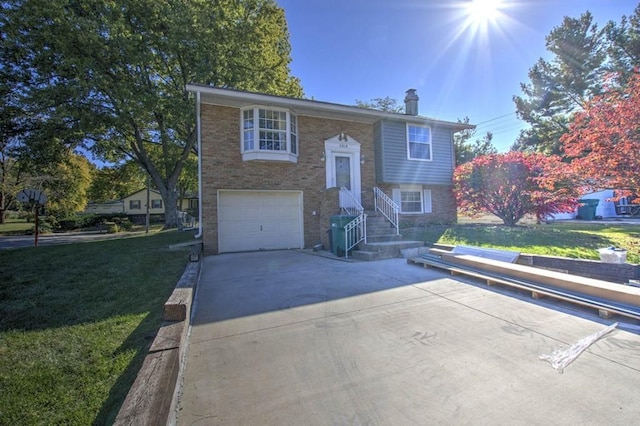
454, 152, 582, 226
561, 73, 640, 197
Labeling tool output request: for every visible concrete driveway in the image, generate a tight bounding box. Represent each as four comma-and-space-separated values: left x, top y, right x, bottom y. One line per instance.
176, 250, 640, 425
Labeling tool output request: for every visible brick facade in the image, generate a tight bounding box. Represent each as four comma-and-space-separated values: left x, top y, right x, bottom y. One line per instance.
200, 103, 458, 255
201, 104, 376, 254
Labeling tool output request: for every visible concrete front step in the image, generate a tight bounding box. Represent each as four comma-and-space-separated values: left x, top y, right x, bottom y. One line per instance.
350, 240, 424, 261
366, 234, 404, 243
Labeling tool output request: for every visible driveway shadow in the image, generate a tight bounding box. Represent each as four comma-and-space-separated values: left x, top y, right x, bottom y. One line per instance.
191, 250, 443, 325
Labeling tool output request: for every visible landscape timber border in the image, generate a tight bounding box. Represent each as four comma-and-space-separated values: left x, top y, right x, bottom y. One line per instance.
114, 240, 202, 426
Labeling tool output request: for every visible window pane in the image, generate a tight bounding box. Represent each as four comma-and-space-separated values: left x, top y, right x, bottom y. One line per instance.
408, 125, 431, 160
244, 108, 297, 155
259, 130, 287, 151
244, 130, 254, 150
290, 114, 297, 155
401, 191, 422, 213
409, 142, 430, 160
243, 110, 254, 151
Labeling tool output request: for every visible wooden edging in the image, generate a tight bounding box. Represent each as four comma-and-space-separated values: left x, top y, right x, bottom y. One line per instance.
114, 244, 202, 426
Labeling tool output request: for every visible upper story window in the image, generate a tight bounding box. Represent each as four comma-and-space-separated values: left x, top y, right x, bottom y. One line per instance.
151, 199, 163, 209
129, 200, 141, 210
241, 107, 298, 163
407, 124, 431, 161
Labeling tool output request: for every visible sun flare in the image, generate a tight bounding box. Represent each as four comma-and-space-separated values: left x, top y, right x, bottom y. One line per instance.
465, 0, 503, 24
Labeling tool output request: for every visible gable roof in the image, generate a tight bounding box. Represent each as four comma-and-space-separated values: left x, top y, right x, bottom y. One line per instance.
186, 84, 475, 131
121, 188, 162, 200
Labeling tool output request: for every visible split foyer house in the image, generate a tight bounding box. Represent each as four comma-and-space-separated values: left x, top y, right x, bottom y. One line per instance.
187, 85, 473, 256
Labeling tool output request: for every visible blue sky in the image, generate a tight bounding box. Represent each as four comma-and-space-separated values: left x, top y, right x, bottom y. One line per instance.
276, 0, 637, 152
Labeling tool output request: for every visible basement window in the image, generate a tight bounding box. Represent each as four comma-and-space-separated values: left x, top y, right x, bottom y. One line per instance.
393, 187, 432, 214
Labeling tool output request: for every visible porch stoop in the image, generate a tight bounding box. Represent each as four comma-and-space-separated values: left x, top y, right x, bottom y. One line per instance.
350, 211, 424, 261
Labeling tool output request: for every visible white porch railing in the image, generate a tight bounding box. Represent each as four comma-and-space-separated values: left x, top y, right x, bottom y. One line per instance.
373, 187, 399, 235
344, 213, 367, 259
338, 187, 366, 258
178, 211, 197, 230
339, 187, 364, 216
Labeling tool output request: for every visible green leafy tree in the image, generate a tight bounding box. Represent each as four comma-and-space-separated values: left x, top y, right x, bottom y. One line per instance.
21, 153, 93, 218
88, 161, 147, 203
355, 97, 404, 113
2, 0, 303, 228
513, 12, 607, 155
177, 154, 198, 205
454, 117, 496, 165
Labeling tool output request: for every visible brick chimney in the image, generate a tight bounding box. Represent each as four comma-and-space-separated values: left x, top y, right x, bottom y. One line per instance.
404, 89, 419, 116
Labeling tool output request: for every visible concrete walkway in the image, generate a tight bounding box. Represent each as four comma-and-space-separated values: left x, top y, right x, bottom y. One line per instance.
176, 250, 640, 425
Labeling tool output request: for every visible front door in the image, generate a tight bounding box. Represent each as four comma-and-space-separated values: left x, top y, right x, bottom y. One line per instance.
334, 155, 351, 190
325, 135, 361, 204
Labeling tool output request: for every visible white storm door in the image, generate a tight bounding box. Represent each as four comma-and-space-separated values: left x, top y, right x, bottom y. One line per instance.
325, 137, 362, 204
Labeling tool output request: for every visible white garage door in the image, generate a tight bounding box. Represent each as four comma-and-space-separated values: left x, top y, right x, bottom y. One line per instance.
218, 190, 303, 253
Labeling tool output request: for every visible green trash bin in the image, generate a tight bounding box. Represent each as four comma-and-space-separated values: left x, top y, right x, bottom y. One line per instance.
577, 199, 599, 220
330, 215, 356, 256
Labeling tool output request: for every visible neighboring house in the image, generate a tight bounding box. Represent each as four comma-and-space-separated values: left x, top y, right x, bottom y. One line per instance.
187, 85, 473, 255
83, 200, 124, 215
122, 188, 165, 216
550, 189, 638, 221
179, 192, 199, 216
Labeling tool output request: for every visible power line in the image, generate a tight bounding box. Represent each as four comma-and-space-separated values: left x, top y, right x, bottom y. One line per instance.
473, 112, 517, 126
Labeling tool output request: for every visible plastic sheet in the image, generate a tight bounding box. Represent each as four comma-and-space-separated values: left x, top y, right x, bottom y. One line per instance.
539, 322, 618, 374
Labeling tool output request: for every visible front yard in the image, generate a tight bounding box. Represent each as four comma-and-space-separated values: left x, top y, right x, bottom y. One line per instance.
402, 221, 640, 264
0, 230, 194, 424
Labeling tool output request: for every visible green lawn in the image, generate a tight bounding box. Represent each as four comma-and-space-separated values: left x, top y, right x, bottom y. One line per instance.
0, 218, 33, 235
0, 230, 195, 425
402, 221, 640, 264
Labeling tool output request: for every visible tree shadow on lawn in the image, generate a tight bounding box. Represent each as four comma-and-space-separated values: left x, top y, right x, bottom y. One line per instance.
0, 233, 192, 424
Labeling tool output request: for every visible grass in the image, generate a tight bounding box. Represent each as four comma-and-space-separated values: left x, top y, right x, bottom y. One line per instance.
0, 229, 194, 425
0, 218, 33, 235
402, 221, 640, 264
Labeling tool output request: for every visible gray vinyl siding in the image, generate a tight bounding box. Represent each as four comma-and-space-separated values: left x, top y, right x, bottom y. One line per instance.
374, 120, 455, 185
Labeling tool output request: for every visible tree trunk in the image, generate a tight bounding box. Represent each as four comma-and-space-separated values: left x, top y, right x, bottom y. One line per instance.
162, 189, 179, 229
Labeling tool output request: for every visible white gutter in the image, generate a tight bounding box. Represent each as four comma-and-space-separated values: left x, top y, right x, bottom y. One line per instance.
194, 90, 203, 239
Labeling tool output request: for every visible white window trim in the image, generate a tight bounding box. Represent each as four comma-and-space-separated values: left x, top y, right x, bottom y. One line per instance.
392, 186, 432, 214
240, 106, 298, 163
406, 123, 432, 162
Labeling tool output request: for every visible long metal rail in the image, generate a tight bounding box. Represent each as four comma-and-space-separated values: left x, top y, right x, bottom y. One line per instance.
409, 254, 640, 321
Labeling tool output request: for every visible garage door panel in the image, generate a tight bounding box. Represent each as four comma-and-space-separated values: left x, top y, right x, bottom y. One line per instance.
218, 191, 302, 253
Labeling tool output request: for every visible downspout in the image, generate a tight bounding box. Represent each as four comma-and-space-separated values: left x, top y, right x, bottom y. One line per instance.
195, 90, 203, 239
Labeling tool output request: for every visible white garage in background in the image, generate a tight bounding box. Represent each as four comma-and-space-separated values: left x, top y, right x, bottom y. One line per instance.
218, 190, 304, 253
